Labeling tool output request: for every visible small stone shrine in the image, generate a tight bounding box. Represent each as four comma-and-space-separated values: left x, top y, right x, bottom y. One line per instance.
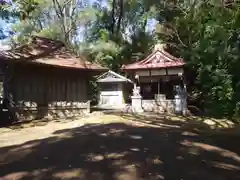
97, 70, 133, 109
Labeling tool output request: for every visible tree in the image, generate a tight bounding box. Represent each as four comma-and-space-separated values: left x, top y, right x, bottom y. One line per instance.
79, 0, 156, 70
9, 0, 96, 47
154, 0, 240, 118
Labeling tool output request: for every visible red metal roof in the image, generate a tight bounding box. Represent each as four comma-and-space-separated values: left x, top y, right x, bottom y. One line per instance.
0, 36, 107, 70
121, 49, 185, 70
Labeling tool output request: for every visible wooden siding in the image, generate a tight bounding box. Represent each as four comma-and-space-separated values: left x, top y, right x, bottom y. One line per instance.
8, 65, 90, 120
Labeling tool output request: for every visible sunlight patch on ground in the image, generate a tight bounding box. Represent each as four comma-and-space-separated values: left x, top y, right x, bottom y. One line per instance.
166, 115, 235, 129
0, 114, 127, 147
2, 172, 29, 180
130, 148, 140, 152
86, 154, 104, 162
152, 157, 163, 165
210, 161, 240, 171
53, 169, 83, 179
81, 114, 127, 124
181, 140, 240, 163
181, 131, 198, 136
119, 113, 236, 131
106, 152, 127, 159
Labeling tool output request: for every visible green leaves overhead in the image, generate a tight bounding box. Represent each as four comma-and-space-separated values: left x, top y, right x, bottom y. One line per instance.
14, 0, 43, 20
8, 0, 96, 46
155, 0, 240, 118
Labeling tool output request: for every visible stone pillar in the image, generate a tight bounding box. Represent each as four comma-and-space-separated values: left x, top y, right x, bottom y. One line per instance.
131, 86, 143, 113
182, 84, 188, 115
86, 100, 91, 113
175, 94, 182, 114
182, 97, 187, 115
174, 85, 188, 115
131, 95, 143, 113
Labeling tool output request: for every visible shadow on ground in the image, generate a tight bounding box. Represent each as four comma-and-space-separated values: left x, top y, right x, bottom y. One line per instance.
0, 113, 240, 180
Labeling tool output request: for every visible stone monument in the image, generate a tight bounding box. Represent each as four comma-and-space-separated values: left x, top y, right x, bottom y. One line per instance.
174, 85, 187, 114
131, 86, 143, 113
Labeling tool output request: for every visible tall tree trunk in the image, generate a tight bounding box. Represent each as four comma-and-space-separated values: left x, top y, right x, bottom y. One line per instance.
143, 16, 148, 32
116, 0, 123, 35
111, 0, 116, 35
37, 18, 43, 30
52, 0, 76, 47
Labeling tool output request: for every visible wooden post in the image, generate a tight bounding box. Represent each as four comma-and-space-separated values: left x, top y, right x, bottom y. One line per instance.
87, 100, 91, 113
158, 79, 160, 94
3, 64, 18, 121
182, 75, 187, 115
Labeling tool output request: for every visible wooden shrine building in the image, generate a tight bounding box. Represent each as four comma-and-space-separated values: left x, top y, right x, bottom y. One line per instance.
0, 36, 106, 121
121, 44, 187, 113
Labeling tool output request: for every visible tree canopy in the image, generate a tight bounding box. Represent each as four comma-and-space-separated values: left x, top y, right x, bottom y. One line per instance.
1, 0, 240, 119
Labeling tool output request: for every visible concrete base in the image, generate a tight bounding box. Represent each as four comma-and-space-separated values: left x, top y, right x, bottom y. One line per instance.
131, 107, 144, 113
94, 104, 127, 110
174, 95, 187, 114
131, 95, 143, 113
16, 108, 89, 121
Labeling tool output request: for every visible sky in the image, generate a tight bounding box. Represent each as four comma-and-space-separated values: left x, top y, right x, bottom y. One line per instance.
0, 17, 12, 49
0, 0, 15, 39
0, 18, 15, 38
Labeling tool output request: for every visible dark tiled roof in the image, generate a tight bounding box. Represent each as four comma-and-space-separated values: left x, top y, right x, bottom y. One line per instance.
0, 36, 107, 70
121, 50, 184, 70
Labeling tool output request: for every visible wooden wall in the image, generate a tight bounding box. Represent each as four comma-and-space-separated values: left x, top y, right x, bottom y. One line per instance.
8, 64, 91, 120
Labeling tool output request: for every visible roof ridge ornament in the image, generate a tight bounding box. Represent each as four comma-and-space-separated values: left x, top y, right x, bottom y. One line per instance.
154, 43, 166, 52
155, 51, 162, 63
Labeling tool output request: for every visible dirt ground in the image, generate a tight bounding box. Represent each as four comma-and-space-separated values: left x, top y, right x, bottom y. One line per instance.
0, 113, 240, 180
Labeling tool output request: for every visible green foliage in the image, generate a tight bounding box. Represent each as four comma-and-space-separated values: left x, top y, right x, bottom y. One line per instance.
9, 0, 95, 47
154, 0, 240, 118
13, 0, 42, 20
79, 0, 156, 71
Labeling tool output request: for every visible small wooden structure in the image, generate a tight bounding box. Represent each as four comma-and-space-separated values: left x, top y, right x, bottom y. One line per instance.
0, 36, 106, 121
121, 44, 187, 114
97, 70, 133, 109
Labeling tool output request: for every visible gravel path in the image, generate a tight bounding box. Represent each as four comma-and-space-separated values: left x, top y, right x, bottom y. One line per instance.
0, 114, 239, 180
0, 114, 126, 147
